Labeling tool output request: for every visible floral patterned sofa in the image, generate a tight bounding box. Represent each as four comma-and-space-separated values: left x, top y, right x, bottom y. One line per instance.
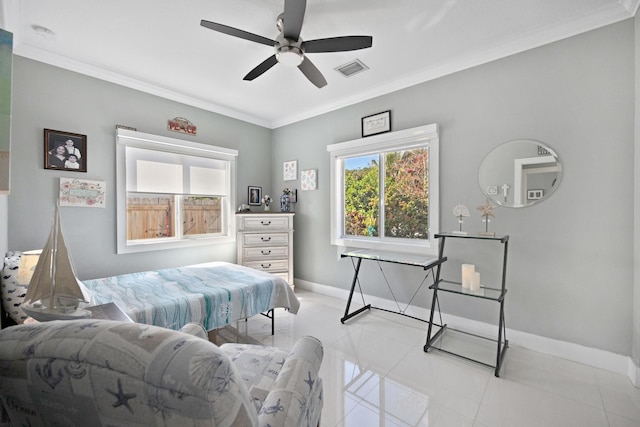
0, 319, 323, 427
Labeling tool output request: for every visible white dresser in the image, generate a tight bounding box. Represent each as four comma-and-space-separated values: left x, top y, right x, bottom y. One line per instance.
236, 212, 294, 286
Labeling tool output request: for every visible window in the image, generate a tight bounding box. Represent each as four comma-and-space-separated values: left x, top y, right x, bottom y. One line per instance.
327, 124, 439, 254
116, 129, 237, 253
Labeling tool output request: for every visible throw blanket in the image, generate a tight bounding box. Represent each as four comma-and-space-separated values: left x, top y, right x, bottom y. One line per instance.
82, 262, 299, 331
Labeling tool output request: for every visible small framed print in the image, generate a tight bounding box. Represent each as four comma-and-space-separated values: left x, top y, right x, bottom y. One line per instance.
59, 177, 106, 208
362, 110, 391, 137
301, 169, 317, 191
248, 186, 262, 206
283, 160, 297, 181
44, 129, 87, 172
527, 189, 544, 200
538, 145, 550, 156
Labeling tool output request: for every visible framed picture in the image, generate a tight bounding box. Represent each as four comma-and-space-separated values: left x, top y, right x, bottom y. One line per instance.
283, 160, 297, 181
59, 177, 106, 208
248, 186, 262, 206
44, 129, 87, 172
301, 169, 317, 191
362, 110, 391, 137
527, 189, 544, 200
486, 185, 498, 196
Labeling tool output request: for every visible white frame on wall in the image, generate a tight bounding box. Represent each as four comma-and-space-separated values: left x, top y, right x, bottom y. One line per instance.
283, 160, 297, 181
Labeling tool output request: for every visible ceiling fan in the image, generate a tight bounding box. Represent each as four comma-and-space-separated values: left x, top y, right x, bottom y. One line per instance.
200, 0, 373, 88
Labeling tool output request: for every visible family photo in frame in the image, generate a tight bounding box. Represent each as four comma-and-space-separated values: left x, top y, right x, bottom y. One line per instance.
44, 129, 87, 172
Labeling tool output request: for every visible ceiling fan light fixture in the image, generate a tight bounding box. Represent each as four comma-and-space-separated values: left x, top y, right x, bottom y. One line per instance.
276, 45, 304, 66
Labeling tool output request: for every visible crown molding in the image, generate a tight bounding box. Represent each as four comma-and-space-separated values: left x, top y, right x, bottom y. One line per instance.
620, 0, 640, 15
4, 0, 637, 130
1, 0, 270, 128
14, 44, 271, 128
0, 0, 20, 36
271, 2, 635, 128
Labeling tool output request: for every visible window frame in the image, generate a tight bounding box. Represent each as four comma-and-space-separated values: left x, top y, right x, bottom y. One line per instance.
116, 129, 238, 254
327, 123, 439, 255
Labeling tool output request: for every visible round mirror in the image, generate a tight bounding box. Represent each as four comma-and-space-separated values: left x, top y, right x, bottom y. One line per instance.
478, 140, 562, 208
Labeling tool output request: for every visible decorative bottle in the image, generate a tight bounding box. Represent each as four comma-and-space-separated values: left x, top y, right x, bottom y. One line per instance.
280, 192, 290, 212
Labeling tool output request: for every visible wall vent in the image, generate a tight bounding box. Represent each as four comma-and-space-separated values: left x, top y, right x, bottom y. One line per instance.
335, 59, 369, 77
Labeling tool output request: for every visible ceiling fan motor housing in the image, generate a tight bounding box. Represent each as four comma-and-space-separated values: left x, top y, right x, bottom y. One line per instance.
275, 33, 304, 66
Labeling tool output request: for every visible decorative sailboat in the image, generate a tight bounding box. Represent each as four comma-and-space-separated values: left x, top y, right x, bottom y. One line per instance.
21, 205, 91, 321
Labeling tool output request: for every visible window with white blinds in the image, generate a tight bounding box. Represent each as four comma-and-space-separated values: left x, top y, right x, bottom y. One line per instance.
116, 129, 237, 254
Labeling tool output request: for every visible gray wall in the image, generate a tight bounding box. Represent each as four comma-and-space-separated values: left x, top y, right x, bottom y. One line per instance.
273, 20, 634, 356
4, 20, 635, 358
7, 57, 273, 280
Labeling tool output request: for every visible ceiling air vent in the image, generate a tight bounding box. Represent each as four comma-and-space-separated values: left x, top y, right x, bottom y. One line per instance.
335, 59, 369, 78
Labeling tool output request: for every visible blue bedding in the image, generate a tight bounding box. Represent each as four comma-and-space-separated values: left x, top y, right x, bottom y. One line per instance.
82, 262, 299, 331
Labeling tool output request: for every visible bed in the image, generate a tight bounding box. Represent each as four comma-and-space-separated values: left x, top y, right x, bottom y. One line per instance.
1, 252, 299, 332
81, 261, 299, 332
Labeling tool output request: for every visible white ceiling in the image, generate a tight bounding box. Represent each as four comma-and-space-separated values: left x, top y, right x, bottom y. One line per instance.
1, 0, 638, 128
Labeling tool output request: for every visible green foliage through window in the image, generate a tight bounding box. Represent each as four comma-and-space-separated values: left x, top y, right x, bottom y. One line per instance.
344, 148, 429, 240
344, 156, 379, 236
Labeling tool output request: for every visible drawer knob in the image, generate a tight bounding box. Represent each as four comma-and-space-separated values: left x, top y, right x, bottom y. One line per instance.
261, 237, 271, 242
261, 250, 271, 255
261, 221, 271, 225
261, 263, 272, 269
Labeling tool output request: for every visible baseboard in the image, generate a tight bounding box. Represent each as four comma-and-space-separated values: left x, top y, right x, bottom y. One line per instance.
295, 278, 636, 384
629, 359, 640, 387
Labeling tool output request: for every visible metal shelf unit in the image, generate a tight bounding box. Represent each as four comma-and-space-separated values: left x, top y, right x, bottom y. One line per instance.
424, 232, 509, 377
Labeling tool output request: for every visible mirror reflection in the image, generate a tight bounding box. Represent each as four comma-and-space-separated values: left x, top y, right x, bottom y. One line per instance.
478, 140, 562, 208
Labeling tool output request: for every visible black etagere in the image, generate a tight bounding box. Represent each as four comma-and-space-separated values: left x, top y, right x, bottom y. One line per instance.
424, 232, 509, 377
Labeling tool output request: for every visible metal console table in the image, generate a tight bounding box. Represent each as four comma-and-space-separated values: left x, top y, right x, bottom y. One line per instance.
340, 249, 446, 324
424, 232, 509, 377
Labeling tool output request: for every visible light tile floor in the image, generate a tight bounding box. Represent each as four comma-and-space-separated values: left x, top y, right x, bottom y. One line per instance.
241, 290, 640, 427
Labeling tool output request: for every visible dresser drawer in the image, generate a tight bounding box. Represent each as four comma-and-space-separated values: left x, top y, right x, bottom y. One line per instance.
243, 246, 288, 260
244, 259, 288, 273
243, 232, 289, 247
241, 216, 290, 231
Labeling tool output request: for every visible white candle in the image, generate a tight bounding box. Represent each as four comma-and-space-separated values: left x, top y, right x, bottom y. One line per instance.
470, 271, 481, 292
461, 264, 475, 289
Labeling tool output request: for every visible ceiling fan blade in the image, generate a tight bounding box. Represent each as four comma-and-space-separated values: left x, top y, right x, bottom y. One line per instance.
298, 57, 327, 88
200, 20, 275, 47
283, 0, 306, 40
303, 36, 373, 53
244, 55, 279, 81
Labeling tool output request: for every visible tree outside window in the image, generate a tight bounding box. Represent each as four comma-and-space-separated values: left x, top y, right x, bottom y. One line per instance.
344, 148, 429, 241
328, 123, 439, 255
